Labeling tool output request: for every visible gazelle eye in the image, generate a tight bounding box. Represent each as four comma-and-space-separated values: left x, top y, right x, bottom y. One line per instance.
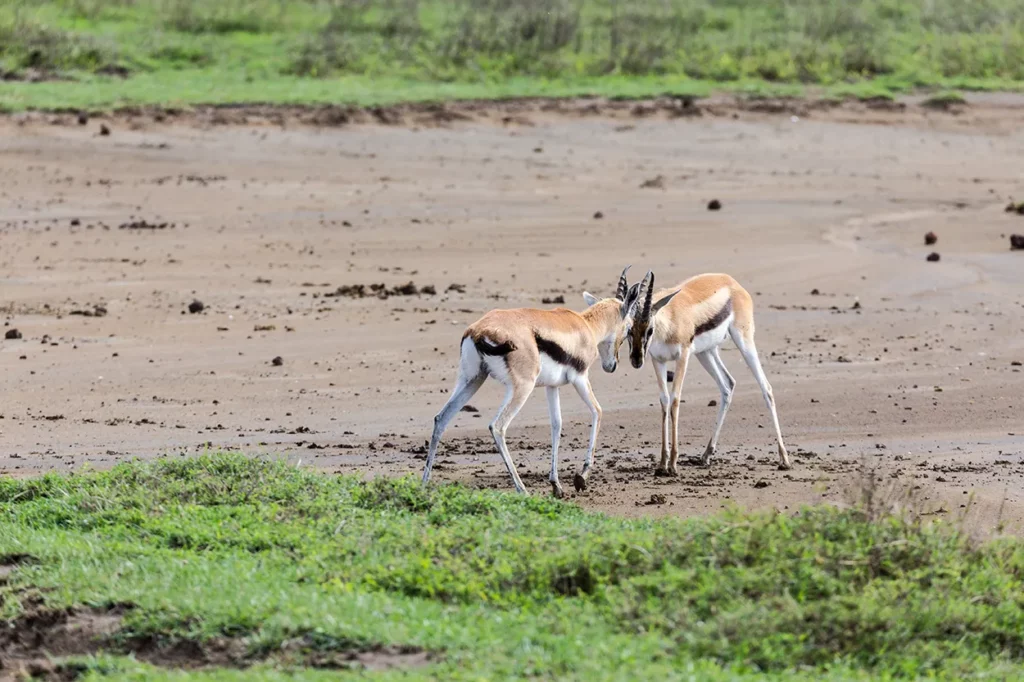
646, 328, 654, 338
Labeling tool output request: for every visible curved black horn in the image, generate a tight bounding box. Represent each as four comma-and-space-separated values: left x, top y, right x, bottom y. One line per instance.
616, 265, 631, 301
641, 271, 654, 320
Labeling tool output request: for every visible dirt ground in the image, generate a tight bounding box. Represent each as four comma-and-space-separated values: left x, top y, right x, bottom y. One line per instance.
2, 94, 1023, 530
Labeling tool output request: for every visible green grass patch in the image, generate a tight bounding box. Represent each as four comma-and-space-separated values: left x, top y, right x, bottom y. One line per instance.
3, 454, 1024, 679
921, 89, 967, 108
2, 0, 1024, 110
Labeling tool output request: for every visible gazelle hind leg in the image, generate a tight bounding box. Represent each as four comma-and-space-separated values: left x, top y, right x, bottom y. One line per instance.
570, 375, 602, 492
695, 348, 735, 467
730, 327, 791, 470
546, 387, 565, 498
490, 380, 534, 493
423, 372, 485, 485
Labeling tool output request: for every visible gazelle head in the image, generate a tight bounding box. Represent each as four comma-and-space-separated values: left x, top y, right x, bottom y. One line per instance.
626, 271, 680, 369
582, 265, 643, 373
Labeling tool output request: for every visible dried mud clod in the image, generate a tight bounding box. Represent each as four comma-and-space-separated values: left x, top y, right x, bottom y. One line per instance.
4, 328, 22, 340
326, 282, 437, 300
187, 300, 205, 314
707, 199, 722, 211
573, 473, 587, 492
1010, 234, 1024, 251
924, 231, 937, 245
926, 252, 941, 262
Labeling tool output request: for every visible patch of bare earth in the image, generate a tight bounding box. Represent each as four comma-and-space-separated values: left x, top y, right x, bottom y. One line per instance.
0, 604, 435, 680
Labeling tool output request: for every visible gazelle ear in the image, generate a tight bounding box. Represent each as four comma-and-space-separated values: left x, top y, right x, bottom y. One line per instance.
652, 289, 680, 316
582, 292, 600, 307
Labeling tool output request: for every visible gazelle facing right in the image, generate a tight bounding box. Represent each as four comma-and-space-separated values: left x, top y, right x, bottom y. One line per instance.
625, 272, 791, 474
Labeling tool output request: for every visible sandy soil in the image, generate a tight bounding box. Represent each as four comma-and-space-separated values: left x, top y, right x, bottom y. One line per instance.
2, 94, 1023, 529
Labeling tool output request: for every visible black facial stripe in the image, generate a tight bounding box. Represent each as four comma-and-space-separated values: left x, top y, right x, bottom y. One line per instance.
534, 333, 588, 373
691, 299, 734, 342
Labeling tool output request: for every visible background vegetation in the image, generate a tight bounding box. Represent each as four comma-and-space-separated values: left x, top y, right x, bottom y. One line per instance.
2, 454, 1024, 680
2, 0, 1024, 110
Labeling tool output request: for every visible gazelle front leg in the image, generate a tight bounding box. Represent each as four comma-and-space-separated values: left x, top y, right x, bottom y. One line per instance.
545, 387, 565, 498
667, 352, 691, 475
653, 360, 672, 476
571, 375, 602, 492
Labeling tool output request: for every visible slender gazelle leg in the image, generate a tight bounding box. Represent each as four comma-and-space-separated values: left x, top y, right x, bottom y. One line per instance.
667, 352, 691, 475
695, 347, 736, 467
730, 328, 791, 470
571, 375, 602, 492
546, 386, 565, 497
423, 372, 486, 484
653, 360, 672, 475
489, 381, 534, 493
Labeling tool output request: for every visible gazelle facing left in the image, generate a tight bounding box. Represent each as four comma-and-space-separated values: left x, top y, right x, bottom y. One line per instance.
423, 266, 644, 497
624, 271, 791, 475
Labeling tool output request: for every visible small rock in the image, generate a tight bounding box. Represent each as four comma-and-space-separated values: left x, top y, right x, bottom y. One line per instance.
754, 480, 770, 489
1011, 234, 1024, 250
188, 299, 205, 314
810, 288, 820, 295
708, 399, 717, 407
99, 123, 111, 136
851, 300, 861, 310
593, 211, 604, 219
461, 404, 479, 413
644, 493, 667, 505
5, 328, 22, 340
271, 356, 284, 366
926, 252, 941, 262
707, 199, 722, 211
1011, 361, 1022, 367
70, 218, 81, 226
924, 231, 937, 245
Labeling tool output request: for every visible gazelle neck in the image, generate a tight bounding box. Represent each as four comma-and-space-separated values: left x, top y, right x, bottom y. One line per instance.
581, 299, 621, 340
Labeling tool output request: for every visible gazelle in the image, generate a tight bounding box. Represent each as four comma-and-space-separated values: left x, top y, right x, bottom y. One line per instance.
423, 266, 644, 497
624, 272, 791, 474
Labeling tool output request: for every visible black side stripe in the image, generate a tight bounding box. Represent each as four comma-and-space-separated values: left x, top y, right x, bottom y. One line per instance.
691, 299, 733, 342
534, 333, 587, 373
472, 337, 516, 356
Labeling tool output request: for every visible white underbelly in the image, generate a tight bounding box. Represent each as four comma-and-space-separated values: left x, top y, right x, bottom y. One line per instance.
535, 354, 576, 387
649, 338, 683, 363
691, 313, 734, 354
